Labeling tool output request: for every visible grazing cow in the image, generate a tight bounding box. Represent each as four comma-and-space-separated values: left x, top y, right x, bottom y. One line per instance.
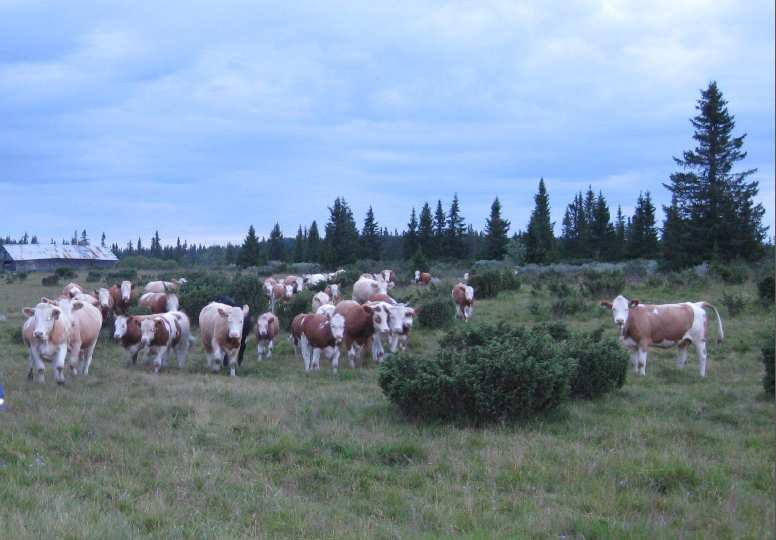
139, 292, 179, 314
600, 295, 724, 377
199, 302, 249, 376
62, 282, 84, 298
140, 311, 192, 373
22, 301, 74, 384
214, 295, 253, 366
144, 279, 186, 293
414, 271, 432, 285
300, 312, 346, 372
452, 283, 475, 321
270, 283, 293, 313
352, 277, 387, 303
290, 313, 310, 359
312, 291, 331, 312
324, 284, 342, 304
256, 312, 279, 360
334, 300, 391, 366
114, 315, 156, 366
284, 275, 304, 293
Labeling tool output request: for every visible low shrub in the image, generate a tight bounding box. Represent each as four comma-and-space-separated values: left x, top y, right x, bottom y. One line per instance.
564, 333, 628, 399
622, 259, 650, 279
551, 294, 585, 318
468, 269, 521, 299
581, 270, 625, 298
547, 280, 573, 298
116, 256, 179, 270
54, 267, 76, 279
537, 321, 571, 341
106, 269, 138, 282
127, 305, 151, 316
379, 324, 575, 422
275, 290, 315, 331
721, 291, 746, 318
15, 272, 28, 282
762, 334, 774, 397
711, 260, 749, 284
410, 250, 431, 274
289, 262, 321, 274
417, 296, 455, 329
41, 274, 60, 286
85, 270, 102, 283
178, 273, 268, 324
757, 276, 774, 305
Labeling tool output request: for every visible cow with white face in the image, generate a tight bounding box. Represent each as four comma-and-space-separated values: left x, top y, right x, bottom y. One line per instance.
199, 302, 249, 376
62, 282, 84, 298
452, 283, 475, 321
55, 297, 103, 376
269, 283, 293, 313
334, 300, 392, 366
601, 294, 724, 377
300, 312, 346, 372
114, 314, 155, 366
311, 291, 331, 312
255, 312, 279, 360
324, 284, 341, 304
139, 311, 192, 373
22, 302, 72, 384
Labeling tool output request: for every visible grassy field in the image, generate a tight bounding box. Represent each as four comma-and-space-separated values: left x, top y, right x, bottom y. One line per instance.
0, 269, 773, 539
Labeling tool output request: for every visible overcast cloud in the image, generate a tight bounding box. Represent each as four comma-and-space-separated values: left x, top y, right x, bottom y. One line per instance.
1, 1, 773, 245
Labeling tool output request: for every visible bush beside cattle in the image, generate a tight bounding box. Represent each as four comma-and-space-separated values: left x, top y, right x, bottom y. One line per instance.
41, 274, 60, 286
757, 275, 774, 305
275, 290, 315, 331
54, 267, 76, 279
762, 335, 774, 397
468, 269, 521, 299
565, 332, 628, 399
178, 272, 267, 324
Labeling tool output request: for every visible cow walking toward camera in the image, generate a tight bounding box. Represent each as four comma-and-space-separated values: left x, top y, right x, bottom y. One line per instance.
334, 300, 391, 366
140, 311, 192, 373
600, 295, 724, 377
300, 312, 346, 372
452, 283, 475, 321
114, 314, 156, 366
256, 312, 279, 360
22, 302, 74, 384
199, 302, 249, 376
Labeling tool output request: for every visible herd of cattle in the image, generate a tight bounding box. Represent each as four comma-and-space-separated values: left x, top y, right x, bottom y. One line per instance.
19, 270, 480, 384
19, 268, 726, 384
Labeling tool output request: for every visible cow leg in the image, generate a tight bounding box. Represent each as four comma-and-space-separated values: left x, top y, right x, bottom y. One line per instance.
257, 339, 265, 360
627, 349, 639, 373
176, 338, 189, 369
312, 348, 321, 371
696, 340, 708, 377
227, 350, 238, 377
82, 340, 97, 375
69, 341, 82, 376
331, 347, 340, 373
637, 347, 648, 376
300, 336, 312, 371
676, 342, 690, 369
30, 348, 45, 383
372, 335, 385, 364
266, 338, 274, 358
27, 348, 35, 381
54, 344, 68, 385
152, 346, 167, 374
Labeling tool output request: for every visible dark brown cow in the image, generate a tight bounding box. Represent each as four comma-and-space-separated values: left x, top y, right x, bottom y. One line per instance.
256, 312, 279, 360
452, 283, 475, 321
414, 271, 432, 285
601, 294, 724, 377
300, 312, 346, 372
334, 300, 390, 367
113, 314, 156, 366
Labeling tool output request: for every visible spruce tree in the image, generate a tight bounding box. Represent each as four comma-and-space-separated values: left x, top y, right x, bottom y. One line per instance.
590, 192, 615, 260
237, 225, 260, 267
293, 226, 305, 262
403, 208, 419, 259
361, 206, 382, 259
627, 192, 659, 259
664, 81, 766, 263
525, 178, 555, 263
268, 223, 285, 261
323, 197, 359, 266
101, 232, 106, 248
613, 205, 627, 260
433, 200, 446, 257
417, 202, 434, 256
307, 221, 321, 263
561, 192, 588, 259
483, 197, 510, 259
445, 194, 467, 258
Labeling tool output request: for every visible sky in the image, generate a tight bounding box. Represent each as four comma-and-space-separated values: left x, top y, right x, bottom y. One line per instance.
1, 0, 773, 247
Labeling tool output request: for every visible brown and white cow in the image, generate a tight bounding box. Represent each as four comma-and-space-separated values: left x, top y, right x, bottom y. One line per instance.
199, 302, 249, 376
367, 294, 414, 354
284, 275, 304, 293
114, 314, 156, 366
264, 277, 278, 296
143, 278, 187, 294
300, 312, 346, 372
379, 269, 397, 289
311, 291, 331, 312
290, 313, 310, 359
414, 270, 432, 285
62, 282, 84, 298
22, 301, 74, 384
452, 283, 475, 321
139, 292, 179, 314
103, 281, 133, 316
256, 312, 279, 360
334, 300, 391, 366
600, 295, 724, 377
140, 311, 192, 373
352, 277, 388, 303
324, 284, 342, 304
56, 297, 103, 376
269, 283, 293, 313
96, 287, 115, 319
73, 292, 100, 309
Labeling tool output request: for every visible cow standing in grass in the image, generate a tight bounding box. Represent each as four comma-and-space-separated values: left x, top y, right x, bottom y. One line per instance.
139, 292, 179, 314
300, 312, 346, 372
140, 311, 193, 373
114, 314, 156, 366
255, 312, 279, 360
22, 302, 73, 384
199, 302, 249, 376
600, 295, 724, 377
452, 283, 475, 321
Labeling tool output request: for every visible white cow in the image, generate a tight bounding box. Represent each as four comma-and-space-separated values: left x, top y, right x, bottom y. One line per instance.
199, 302, 249, 376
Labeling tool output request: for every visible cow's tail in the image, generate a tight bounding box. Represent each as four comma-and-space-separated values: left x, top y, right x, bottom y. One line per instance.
702, 302, 724, 344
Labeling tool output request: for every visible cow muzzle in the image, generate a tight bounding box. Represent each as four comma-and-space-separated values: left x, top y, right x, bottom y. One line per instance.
33, 330, 46, 340
229, 331, 241, 339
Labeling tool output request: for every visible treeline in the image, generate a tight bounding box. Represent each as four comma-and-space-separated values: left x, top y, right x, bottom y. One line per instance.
3, 82, 768, 270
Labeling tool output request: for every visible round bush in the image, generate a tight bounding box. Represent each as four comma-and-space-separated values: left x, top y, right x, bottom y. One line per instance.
41, 274, 60, 286
468, 269, 520, 299
379, 325, 576, 422
85, 270, 102, 283
564, 334, 628, 399
757, 276, 774, 305
275, 290, 315, 331
178, 273, 267, 323
417, 296, 455, 329
762, 336, 774, 397
54, 267, 76, 278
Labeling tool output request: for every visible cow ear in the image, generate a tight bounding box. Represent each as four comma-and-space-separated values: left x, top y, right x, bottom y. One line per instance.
51, 307, 61, 320
72, 301, 84, 312
217, 308, 229, 318
41, 297, 55, 304
600, 301, 612, 309
23, 307, 34, 317
242, 304, 250, 315
629, 299, 640, 308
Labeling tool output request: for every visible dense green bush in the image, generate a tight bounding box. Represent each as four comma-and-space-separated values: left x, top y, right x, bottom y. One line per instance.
54, 267, 76, 279
41, 274, 60, 286
417, 296, 455, 329
276, 290, 315, 331
581, 270, 625, 298
468, 269, 521, 299
106, 269, 138, 282
762, 335, 774, 397
564, 333, 628, 399
711, 260, 749, 284
757, 276, 774, 305
379, 324, 575, 422
85, 270, 102, 283
116, 256, 179, 270
15, 272, 28, 282
178, 273, 268, 323
721, 291, 746, 317
551, 294, 585, 318
410, 250, 431, 274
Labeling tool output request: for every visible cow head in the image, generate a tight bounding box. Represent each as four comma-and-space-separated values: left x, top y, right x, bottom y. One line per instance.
285, 285, 294, 298
113, 315, 130, 339
177, 277, 188, 285
402, 307, 416, 332
601, 295, 636, 328
364, 302, 390, 334
328, 313, 345, 343
256, 314, 272, 337
140, 318, 162, 346
383, 304, 407, 335
23, 303, 63, 341
120, 280, 132, 302
218, 304, 249, 339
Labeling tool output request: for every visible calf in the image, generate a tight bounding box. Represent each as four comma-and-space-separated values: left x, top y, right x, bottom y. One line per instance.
334, 300, 391, 367
22, 301, 74, 384
139, 292, 179, 314
300, 312, 346, 372
452, 283, 475, 321
324, 284, 342, 304
114, 315, 156, 366
63, 282, 84, 298
256, 312, 279, 360
601, 295, 724, 377
352, 277, 387, 303
312, 291, 331, 312
214, 295, 253, 366
140, 311, 192, 373
414, 271, 432, 285
199, 302, 249, 376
